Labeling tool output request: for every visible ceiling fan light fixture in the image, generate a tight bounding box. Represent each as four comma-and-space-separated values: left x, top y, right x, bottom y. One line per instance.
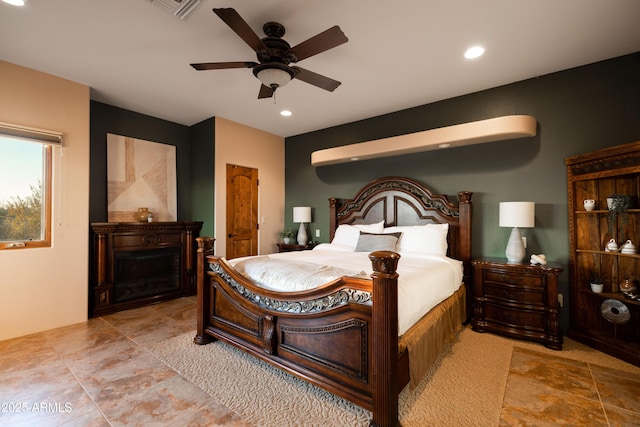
254, 64, 294, 89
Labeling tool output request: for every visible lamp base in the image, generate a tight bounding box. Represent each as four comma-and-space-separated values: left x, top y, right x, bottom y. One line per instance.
505, 227, 525, 263
297, 222, 308, 246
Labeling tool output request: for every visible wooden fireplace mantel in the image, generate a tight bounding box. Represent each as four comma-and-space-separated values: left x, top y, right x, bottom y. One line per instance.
89, 221, 204, 317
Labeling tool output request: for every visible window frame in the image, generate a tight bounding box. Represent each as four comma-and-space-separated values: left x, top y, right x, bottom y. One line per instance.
0, 135, 54, 250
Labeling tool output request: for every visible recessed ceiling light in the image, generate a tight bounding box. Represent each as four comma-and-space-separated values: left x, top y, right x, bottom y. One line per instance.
280, 110, 292, 117
2, 0, 26, 6
464, 46, 485, 59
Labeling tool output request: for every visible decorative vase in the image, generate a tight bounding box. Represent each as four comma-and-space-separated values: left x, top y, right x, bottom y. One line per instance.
606, 197, 614, 210
605, 239, 619, 252
590, 283, 604, 293
137, 207, 150, 222
620, 239, 636, 254
283, 237, 292, 244
583, 199, 595, 211
620, 279, 637, 293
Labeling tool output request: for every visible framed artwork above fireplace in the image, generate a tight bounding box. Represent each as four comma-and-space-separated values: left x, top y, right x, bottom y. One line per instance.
107, 133, 177, 222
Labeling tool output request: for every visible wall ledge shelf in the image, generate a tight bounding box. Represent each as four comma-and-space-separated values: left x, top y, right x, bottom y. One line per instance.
575, 208, 640, 214
579, 289, 640, 306
576, 249, 640, 258
311, 115, 537, 167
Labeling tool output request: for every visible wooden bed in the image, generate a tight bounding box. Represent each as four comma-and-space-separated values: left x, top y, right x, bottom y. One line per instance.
194, 177, 472, 427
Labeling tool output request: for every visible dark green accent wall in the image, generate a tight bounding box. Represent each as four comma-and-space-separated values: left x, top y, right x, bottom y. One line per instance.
285, 52, 640, 331
190, 117, 216, 236
89, 101, 193, 223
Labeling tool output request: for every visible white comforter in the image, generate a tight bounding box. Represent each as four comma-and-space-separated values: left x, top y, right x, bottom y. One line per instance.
228, 243, 463, 336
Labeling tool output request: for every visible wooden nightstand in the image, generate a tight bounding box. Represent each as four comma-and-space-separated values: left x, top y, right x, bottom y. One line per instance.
277, 243, 316, 252
472, 257, 563, 350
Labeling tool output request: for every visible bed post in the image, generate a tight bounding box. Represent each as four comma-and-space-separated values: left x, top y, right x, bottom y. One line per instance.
329, 197, 338, 241
457, 191, 473, 271
194, 236, 214, 345
457, 191, 473, 322
369, 250, 401, 427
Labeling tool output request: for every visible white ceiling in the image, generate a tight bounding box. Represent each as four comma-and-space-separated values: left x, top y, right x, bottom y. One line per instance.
1, 0, 639, 138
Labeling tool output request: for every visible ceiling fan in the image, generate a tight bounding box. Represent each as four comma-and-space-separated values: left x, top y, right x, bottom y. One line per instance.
190, 8, 348, 99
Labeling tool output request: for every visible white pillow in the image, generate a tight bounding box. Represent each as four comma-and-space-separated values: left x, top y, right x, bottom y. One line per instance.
331, 221, 385, 250
383, 223, 449, 255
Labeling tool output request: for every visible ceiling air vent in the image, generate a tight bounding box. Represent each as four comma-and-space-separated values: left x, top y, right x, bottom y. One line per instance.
147, 0, 201, 20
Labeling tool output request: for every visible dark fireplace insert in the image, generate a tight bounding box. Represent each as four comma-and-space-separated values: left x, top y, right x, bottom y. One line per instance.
114, 248, 181, 303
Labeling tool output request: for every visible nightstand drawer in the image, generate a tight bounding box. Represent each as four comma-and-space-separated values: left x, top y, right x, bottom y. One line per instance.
484, 282, 545, 306
483, 270, 544, 288
484, 302, 546, 332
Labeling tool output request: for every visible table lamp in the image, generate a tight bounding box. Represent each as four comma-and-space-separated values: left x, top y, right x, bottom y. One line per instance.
499, 202, 535, 263
293, 206, 312, 246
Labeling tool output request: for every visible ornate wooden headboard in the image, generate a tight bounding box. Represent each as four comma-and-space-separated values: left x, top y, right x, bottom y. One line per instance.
329, 176, 473, 280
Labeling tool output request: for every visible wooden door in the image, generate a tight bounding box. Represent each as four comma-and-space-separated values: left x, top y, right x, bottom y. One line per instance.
226, 164, 258, 259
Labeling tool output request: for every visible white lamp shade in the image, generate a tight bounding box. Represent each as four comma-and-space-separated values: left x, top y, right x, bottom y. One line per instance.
293, 207, 312, 223
499, 202, 535, 228
256, 67, 292, 88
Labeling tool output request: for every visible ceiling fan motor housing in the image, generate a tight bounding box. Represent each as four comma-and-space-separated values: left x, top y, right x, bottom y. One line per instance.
257, 22, 296, 65
263, 22, 285, 38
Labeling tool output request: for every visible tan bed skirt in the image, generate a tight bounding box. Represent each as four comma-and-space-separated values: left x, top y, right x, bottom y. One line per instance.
398, 284, 467, 390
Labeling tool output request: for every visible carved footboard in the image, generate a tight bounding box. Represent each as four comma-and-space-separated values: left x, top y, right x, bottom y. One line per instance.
194, 237, 402, 427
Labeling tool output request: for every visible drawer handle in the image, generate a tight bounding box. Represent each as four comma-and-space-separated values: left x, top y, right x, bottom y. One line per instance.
503, 311, 525, 324
499, 274, 525, 285
496, 288, 525, 300
142, 234, 160, 245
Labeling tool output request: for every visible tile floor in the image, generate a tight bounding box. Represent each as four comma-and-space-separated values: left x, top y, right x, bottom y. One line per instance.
1, 296, 640, 426
500, 347, 640, 426
0, 297, 248, 426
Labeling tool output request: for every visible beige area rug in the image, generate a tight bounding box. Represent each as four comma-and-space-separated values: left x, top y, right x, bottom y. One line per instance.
148, 326, 514, 426
148, 326, 640, 426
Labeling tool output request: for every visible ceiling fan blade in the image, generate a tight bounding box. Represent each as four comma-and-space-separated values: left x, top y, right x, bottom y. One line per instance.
287, 26, 348, 62
258, 84, 274, 99
191, 61, 258, 71
292, 66, 341, 92
213, 8, 269, 53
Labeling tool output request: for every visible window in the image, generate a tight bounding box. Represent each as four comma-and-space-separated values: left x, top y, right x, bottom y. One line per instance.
0, 123, 59, 250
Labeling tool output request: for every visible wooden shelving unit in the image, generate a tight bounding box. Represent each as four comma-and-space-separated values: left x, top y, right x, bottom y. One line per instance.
565, 141, 640, 366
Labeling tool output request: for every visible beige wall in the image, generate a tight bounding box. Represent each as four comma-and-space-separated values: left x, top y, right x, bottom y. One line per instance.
0, 61, 90, 341
214, 117, 285, 257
